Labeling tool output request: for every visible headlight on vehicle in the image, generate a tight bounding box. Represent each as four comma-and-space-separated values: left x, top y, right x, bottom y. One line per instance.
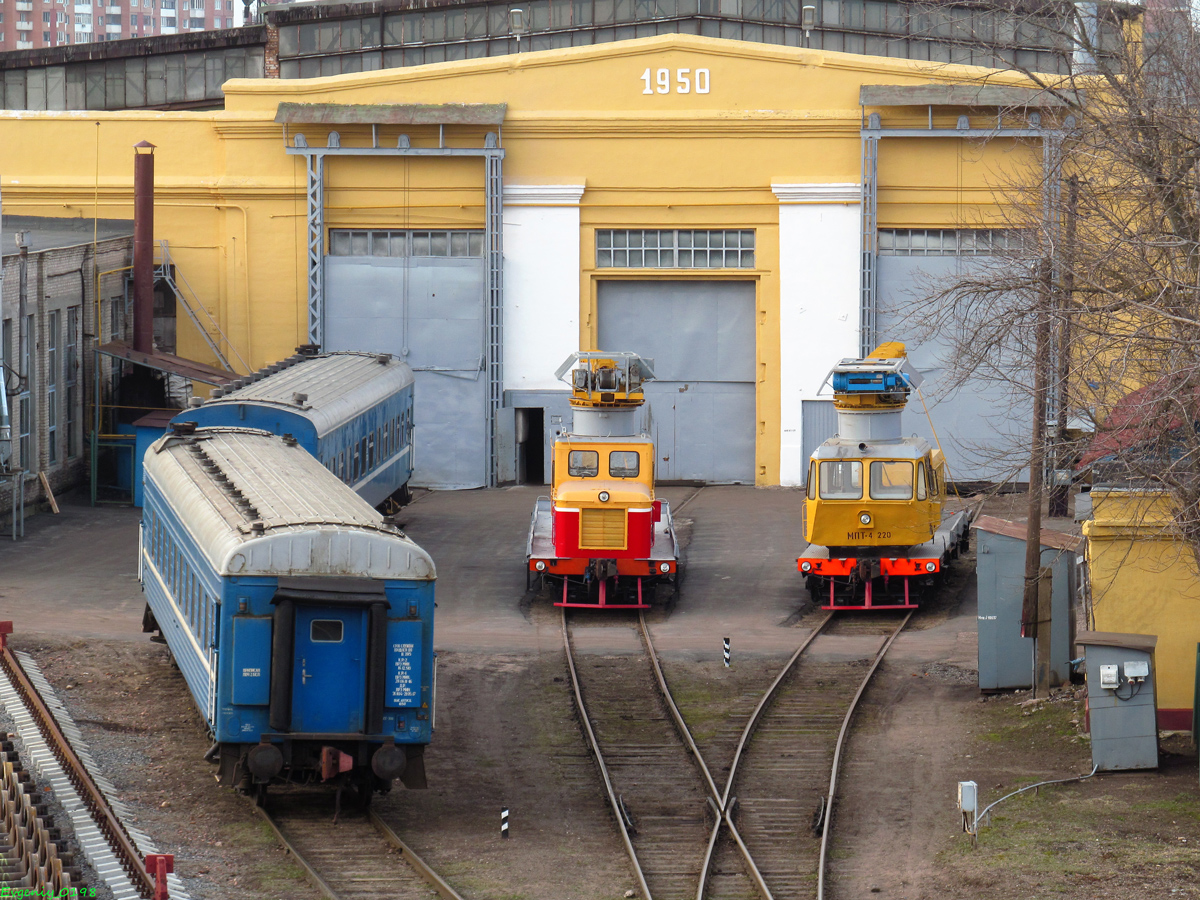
535, 561, 546, 571
659, 562, 671, 573
599, 491, 610, 502
801, 561, 812, 573
859, 513, 872, 525
925, 561, 936, 572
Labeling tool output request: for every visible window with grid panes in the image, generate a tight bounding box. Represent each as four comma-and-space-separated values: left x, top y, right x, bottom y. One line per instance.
876, 228, 1024, 256
328, 229, 484, 258
596, 229, 755, 268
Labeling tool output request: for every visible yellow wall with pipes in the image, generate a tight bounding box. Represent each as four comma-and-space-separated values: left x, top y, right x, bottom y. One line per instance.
0, 34, 1044, 484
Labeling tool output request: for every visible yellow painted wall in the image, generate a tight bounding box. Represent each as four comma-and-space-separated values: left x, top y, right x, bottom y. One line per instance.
1084, 489, 1199, 725
0, 34, 1044, 484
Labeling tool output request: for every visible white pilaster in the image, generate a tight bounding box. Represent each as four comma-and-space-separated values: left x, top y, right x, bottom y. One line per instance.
502, 184, 586, 392
773, 183, 862, 486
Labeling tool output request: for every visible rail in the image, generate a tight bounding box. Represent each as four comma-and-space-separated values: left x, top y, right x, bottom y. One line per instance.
815, 610, 913, 900
254, 791, 468, 900
560, 607, 654, 900
0, 626, 159, 898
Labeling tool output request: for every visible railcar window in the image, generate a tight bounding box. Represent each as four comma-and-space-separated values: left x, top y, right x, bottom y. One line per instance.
368, 434, 376, 470
929, 466, 939, 497
870, 461, 914, 500
609, 450, 640, 478
807, 461, 816, 500
916, 462, 927, 500
568, 450, 600, 477
311, 620, 344, 643
818, 461, 862, 499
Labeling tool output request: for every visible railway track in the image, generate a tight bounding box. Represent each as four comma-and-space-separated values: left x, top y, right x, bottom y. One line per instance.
0, 626, 183, 900
563, 607, 911, 900
255, 789, 465, 900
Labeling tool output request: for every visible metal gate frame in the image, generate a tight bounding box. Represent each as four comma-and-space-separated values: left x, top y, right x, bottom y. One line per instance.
858, 99, 1072, 357
281, 105, 506, 486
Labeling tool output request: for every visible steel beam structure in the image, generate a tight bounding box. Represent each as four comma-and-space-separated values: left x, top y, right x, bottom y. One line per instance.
857, 113, 1069, 357
285, 130, 506, 487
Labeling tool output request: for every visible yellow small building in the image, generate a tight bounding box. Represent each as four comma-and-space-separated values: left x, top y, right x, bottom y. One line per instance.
1084, 488, 1199, 731
0, 34, 1051, 489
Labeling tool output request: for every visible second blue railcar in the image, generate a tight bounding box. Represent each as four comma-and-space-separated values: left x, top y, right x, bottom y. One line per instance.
175, 348, 415, 509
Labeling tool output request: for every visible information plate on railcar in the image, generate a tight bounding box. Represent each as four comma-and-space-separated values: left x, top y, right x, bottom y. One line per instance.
386, 620, 422, 707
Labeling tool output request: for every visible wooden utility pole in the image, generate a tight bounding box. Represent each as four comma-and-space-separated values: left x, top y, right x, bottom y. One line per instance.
1022, 257, 1053, 692
1049, 176, 1079, 518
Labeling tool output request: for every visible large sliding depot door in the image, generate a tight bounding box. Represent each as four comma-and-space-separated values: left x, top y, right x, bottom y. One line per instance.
597, 280, 755, 483
324, 231, 487, 489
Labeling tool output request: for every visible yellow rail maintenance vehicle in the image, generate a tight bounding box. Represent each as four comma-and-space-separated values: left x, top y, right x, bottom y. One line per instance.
527, 352, 679, 609
799, 342, 970, 610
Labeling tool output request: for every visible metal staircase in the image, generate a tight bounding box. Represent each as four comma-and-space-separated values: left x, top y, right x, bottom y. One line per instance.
154, 240, 248, 374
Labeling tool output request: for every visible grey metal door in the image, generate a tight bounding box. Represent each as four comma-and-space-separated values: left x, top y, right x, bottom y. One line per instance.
597, 280, 755, 483
876, 253, 1030, 482
325, 255, 487, 489
800, 399, 838, 483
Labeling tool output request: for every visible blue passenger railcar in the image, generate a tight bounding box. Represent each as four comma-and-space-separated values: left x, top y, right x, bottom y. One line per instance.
174, 348, 415, 509
140, 424, 436, 798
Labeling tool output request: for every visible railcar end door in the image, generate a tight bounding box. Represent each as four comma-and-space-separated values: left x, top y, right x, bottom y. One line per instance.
291, 606, 368, 734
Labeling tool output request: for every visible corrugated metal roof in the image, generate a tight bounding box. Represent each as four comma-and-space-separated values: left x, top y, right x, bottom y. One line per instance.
144, 427, 434, 579
197, 351, 413, 436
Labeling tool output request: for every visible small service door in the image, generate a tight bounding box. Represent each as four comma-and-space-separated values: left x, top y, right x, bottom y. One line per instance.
291, 606, 368, 734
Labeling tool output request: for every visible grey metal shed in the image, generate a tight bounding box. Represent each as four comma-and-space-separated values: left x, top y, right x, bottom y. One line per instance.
973, 516, 1081, 691
1077, 631, 1159, 771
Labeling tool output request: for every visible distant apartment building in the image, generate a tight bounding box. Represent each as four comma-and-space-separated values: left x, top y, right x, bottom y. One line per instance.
0, 0, 243, 51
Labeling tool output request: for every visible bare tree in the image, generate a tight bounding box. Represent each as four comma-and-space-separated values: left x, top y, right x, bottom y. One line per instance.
906, 4, 1200, 624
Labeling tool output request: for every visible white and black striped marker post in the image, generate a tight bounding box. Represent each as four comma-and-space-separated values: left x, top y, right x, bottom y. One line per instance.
723, 637, 730, 668
501, 807, 510, 838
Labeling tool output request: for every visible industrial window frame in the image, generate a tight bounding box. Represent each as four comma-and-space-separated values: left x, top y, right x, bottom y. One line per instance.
596, 229, 755, 269
18, 313, 32, 470
876, 228, 1025, 257
328, 228, 485, 259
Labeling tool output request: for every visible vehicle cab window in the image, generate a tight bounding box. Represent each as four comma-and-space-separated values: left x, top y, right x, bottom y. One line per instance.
819, 460, 862, 499
568, 450, 600, 477
916, 461, 927, 500
870, 460, 914, 500
609, 450, 640, 477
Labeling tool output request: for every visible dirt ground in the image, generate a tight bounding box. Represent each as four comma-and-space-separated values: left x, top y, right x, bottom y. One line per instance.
3, 488, 1198, 899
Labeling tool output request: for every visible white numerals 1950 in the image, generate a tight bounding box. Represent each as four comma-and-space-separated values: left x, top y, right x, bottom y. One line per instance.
641, 67, 711, 95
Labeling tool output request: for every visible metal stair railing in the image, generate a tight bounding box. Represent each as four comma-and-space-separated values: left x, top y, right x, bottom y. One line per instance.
155, 239, 248, 373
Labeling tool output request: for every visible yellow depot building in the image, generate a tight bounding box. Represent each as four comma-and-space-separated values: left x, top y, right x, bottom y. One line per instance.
0, 34, 1049, 489
1084, 489, 1199, 732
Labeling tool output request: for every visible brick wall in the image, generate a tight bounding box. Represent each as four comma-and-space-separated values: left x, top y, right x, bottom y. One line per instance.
0, 236, 133, 520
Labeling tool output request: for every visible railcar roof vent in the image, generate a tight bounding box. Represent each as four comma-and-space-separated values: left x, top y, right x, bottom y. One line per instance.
376, 354, 390, 365
170, 421, 198, 436
297, 343, 321, 356
291, 392, 308, 407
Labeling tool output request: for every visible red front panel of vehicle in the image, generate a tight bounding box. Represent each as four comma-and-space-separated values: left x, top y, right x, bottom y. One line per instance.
553, 507, 654, 559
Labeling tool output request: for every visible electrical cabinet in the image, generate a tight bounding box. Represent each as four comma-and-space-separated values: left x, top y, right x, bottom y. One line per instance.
1078, 631, 1159, 771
